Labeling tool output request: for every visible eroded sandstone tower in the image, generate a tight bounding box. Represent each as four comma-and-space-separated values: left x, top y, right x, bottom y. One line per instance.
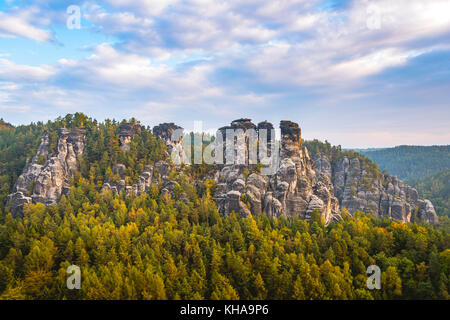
214, 119, 341, 224
7, 128, 86, 215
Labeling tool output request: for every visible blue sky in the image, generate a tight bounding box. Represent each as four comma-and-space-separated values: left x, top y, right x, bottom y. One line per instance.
0, 0, 449, 148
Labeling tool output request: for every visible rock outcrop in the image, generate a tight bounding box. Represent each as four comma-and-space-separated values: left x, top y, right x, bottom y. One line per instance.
7, 128, 86, 216
119, 123, 142, 151
214, 119, 341, 224
153, 123, 187, 165
417, 200, 439, 224
101, 160, 183, 200
217, 118, 258, 166
6, 118, 438, 226
102, 164, 154, 196
313, 155, 439, 223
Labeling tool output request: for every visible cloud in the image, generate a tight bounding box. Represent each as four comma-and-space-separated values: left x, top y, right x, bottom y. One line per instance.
83, 5, 155, 36
103, 0, 178, 16
207, 0, 450, 89
0, 0, 449, 146
0, 58, 55, 81
0, 7, 52, 42
74, 0, 450, 92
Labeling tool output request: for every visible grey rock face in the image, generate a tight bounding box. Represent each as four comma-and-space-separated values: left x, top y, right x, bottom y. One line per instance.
119, 123, 142, 151
7, 192, 32, 214
417, 200, 439, 224
155, 160, 171, 179
217, 119, 259, 167
7, 119, 438, 227
312, 155, 439, 223
7, 128, 86, 215
314, 156, 332, 178
213, 119, 341, 224
153, 123, 187, 165
11, 132, 49, 195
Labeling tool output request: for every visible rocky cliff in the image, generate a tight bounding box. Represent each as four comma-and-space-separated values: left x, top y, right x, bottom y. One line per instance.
119, 123, 142, 151
102, 123, 183, 198
312, 154, 439, 223
153, 123, 187, 165
213, 119, 341, 224
7, 128, 86, 216
6, 118, 438, 225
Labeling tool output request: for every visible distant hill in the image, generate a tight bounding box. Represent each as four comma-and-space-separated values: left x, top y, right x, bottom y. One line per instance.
355, 145, 450, 217
343, 147, 385, 153
407, 170, 450, 217
358, 145, 450, 180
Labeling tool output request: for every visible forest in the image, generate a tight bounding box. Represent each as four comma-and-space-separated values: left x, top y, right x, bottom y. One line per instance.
0, 114, 448, 300
408, 171, 450, 218
358, 145, 450, 218
360, 145, 450, 180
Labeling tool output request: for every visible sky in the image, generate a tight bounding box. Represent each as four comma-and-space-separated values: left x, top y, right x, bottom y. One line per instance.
0, 0, 449, 148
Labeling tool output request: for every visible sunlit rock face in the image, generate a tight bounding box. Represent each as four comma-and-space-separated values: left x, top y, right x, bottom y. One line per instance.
153, 123, 187, 165
119, 123, 142, 151
312, 155, 439, 224
7, 128, 86, 216
214, 119, 341, 224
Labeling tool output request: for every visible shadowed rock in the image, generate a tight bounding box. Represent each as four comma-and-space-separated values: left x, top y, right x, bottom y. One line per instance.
312, 154, 439, 223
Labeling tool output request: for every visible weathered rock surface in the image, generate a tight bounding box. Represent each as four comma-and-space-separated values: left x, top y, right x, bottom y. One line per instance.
101, 160, 184, 201
102, 164, 154, 196
153, 123, 187, 165
313, 155, 438, 223
7, 119, 438, 226
214, 119, 341, 224
7, 128, 86, 215
417, 200, 439, 224
119, 123, 142, 151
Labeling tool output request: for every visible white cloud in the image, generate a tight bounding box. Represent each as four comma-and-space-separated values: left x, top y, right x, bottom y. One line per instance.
320, 130, 450, 149
229, 0, 450, 87
75, 0, 450, 92
0, 7, 52, 42
0, 0, 449, 146
84, 6, 155, 36
0, 59, 55, 81
103, 0, 178, 16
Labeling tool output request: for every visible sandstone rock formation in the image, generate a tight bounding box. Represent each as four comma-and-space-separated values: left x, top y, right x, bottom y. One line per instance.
101, 122, 185, 198
102, 163, 153, 196
6, 119, 438, 225
119, 123, 142, 151
313, 155, 439, 223
7, 128, 86, 216
101, 160, 183, 200
214, 119, 341, 224
153, 123, 187, 165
